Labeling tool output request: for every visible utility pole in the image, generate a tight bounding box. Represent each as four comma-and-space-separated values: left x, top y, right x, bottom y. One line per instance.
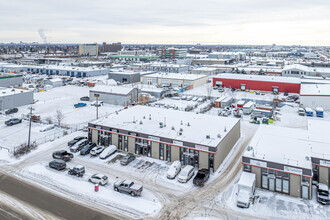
94, 94, 100, 119
27, 107, 34, 148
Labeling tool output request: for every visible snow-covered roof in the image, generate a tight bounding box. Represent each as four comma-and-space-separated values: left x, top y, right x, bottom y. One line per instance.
214, 73, 301, 84
282, 64, 310, 72
300, 84, 330, 96
238, 172, 255, 188
244, 125, 330, 170
92, 105, 239, 148
0, 87, 32, 97
143, 73, 207, 81
90, 85, 135, 95
49, 78, 62, 83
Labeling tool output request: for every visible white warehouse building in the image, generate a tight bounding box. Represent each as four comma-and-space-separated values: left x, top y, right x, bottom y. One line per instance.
300, 84, 330, 110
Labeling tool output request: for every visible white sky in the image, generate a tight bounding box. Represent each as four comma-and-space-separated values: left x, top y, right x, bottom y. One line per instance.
1, 0, 330, 46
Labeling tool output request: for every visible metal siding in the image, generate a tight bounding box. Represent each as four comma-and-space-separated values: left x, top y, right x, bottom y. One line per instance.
290, 174, 301, 197
152, 142, 159, 159
198, 151, 209, 170
171, 146, 180, 162
319, 166, 329, 186
252, 166, 261, 188
128, 137, 135, 153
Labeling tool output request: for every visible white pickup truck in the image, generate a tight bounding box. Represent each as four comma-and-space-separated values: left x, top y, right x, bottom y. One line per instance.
237, 172, 256, 208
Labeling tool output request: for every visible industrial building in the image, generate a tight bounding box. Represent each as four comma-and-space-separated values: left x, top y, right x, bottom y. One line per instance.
159, 48, 187, 59
102, 42, 122, 53
141, 73, 208, 89
44, 78, 63, 88
300, 84, 330, 110
242, 124, 330, 200
89, 85, 139, 106
109, 55, 158, 62
192, 67, 218, 76
146, 63, 189, 73
282, 64, 330, 78
213, 74, 301, 93
0, 73, 23, 87
191, 59, 231, 65
79, 43, 99, 56
0, 87, 34, 111
88, 105, 240, 172
26, 65, 109, 77
108, 71, 141, 84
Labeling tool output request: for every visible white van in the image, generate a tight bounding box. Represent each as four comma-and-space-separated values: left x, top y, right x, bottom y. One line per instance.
178, 165, 195, 183
99, 145, 117, 159
237, 172, 256, 208
167, 161, 182, 179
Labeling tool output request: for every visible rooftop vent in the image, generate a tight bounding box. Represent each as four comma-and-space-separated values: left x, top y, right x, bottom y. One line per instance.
206, 135, 210, 139
247, 146, 253, 151
140, 121, 143, 124
149, 114, 151, 120
159, 122, 164, 128
171, 126, 175, 130
217, 134, 221, 139
178, 132, 182, 135
305, 156, 310, 161
187, 122, 190, 126
180, 120, 183, 125
180, 128, 183, 132
224, 126, 227, 132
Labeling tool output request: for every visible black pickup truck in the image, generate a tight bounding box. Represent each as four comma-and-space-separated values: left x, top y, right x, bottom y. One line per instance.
52, 150, 74, 162
193, 169, 210, 187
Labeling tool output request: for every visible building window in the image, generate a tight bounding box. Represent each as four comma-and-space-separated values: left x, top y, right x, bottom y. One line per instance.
98, 130, 104, 145
209, 154, 214, 172
194, 150, 199, 168
262, 168, 268, 189
312, 165, 319, 182
124, 135, 128, 152
283, 179, 289, 193
159, 143, 164, 160
147, 140, 151, 157
166, 145, 171, 161
275, 171, 282, 192
244, 164, 251, 172
118, 135, 122, 151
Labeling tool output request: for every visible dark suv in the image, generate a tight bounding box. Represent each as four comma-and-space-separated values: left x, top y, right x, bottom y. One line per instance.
49, 160, 66, 171
80, 143, 96, 155
5, 108, 18, 115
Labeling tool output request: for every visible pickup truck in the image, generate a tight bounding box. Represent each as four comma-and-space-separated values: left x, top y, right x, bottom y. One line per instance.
113, 180, 143, 197
74, 103, 86, 108
52, 150, 74, 162
193, 169, 210, 187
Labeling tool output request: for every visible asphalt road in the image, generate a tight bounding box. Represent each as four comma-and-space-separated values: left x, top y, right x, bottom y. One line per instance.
0, 171, 118, 220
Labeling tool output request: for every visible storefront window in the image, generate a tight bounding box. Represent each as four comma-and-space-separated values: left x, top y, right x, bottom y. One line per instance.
283, 180, 289, 193
118, 135, 122, 151
147, 141, 151, 157
159, 143, 164, 160
124, 136, 128, 152
166, 145, 171, 161
262, 168, 268, 189
209, 154, 214, 172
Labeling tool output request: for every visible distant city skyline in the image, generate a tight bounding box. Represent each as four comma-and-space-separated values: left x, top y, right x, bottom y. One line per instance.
1, 0, 330, 46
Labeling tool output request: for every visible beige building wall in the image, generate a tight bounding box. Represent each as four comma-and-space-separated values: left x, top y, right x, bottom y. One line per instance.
192, 76, 209, 88
290, 174, 301, 198
152, 142, 159, 159
128, 137, 135, 153
112, 134, 118, 148
92, 129, 98, 144
251, 166, 261, 188
171, 146, 180, 162
199, 151, 209, 169
319, 167, 329, 186
214, 121, 241, 171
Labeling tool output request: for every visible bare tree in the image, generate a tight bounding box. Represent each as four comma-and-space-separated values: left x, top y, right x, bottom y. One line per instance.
55, 109, 64, 127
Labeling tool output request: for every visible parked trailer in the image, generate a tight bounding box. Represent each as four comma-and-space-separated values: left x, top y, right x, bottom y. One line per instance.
242, 101, 255, 115
237, 100, 245, 109
251, 109, 272, 118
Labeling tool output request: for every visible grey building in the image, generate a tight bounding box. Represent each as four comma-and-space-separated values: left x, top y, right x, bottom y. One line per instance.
89, 85, 139, 106
88, 106, 241, 172
0, 87, 34, 111
0, 73, 23, 88
108, 71, 140, 84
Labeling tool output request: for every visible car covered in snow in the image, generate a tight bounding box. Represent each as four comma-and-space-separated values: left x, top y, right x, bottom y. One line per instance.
90, 145, 105, 156
49, 160, 66, 171
89, 174, 108, 185
99, 145, 117, 159
52, 150, 73, 162
113, 180, 143, 197
68, 165, 85, 177
167, 161, 181, 179
120, 153, 136, 165
177, 165, 195, 183
317, 183, 330, 205
40, 125, 55, 132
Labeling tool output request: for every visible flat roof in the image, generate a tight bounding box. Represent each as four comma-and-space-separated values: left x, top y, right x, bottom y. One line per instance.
300, 84, 330, 96
0, 87, 32, 97
143, 73, 207, 81
92, 105, 239, 148
244, 125, 330, 169
90, 85, 135, 95
214, 73, 301, 84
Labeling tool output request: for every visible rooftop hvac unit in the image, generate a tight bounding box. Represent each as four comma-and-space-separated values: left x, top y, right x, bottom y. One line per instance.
180, 128, 183, 132
159, 122, 164, 128
206, 135, 210, 139
217, 134, 221, 139
178, 132, 182, 135
171, 126, 175, 130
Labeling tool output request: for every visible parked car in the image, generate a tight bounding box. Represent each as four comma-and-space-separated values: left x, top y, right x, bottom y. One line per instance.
40, 125, 55, 132
91, 100, 103, 107
113, 180, 143, 197
218, 88, 225, 92
99, 145, 117, 159
89, 174, 108, 185
298, 108, 306, 116
213, 85, 219, 90
74, 103, 86, 108
193, 169, 210, 186
5, 108, 18, 115
67, 136, 87, 147
317, 183, 330, 205
178, 165, 195, 183
49, 160, 66, 171
52, 150, 74, 162
5, 118, 22, 126
167, 161, 182, 179
120, 153, 136, 165
70, 139, 89, 152
80, 142, 96, 155
68, 165, 85, 177
80, 96, 89, 101
90, 145, 105, 156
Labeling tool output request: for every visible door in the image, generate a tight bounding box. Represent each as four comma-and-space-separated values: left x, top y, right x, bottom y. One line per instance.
302, 185, 309, 199
269, 175, 275, 191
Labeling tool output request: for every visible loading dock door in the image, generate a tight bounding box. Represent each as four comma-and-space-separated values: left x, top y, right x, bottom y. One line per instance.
241, 84, 246, 91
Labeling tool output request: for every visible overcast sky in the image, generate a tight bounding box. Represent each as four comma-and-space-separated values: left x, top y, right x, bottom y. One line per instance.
1, 0, 329, 45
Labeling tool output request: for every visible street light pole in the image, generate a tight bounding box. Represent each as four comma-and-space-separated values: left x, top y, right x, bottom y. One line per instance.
94, 94, 100, 119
